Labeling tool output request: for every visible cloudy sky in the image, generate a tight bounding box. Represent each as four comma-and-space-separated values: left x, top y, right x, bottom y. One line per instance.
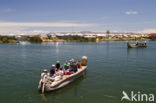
0, 0, 156, 33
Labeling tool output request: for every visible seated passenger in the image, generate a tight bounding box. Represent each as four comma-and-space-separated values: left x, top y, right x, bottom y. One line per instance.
68, 60, 72, 65
54, 67, 64, 81
63, 64, 72, 75
41, 69, 55, 82
64, 61, 69, 70
49, 65, 56, 77
55, 61, 60, 70
41, 69, 48, 81
77, 60, 82, 68
57, 66, 64, 76
70, 62, 78, 73
69, 59, 75, 68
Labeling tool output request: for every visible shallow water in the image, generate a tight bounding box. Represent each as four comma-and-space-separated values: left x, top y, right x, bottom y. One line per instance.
0, 41, 156, 103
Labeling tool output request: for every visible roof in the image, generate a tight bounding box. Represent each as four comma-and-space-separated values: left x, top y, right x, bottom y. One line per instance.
149, 33, 156, 36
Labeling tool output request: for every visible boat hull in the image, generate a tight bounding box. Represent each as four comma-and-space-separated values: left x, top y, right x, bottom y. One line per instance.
127, 42, 147, 48
38, 66, 87, 92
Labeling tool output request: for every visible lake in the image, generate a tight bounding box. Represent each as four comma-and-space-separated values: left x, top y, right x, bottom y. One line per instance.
0, 41, 156, 103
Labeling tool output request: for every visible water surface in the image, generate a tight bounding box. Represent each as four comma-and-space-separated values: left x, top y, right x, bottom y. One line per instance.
0, 41, 156, 103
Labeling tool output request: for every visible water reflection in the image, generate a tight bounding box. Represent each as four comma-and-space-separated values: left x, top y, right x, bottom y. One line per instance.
19, 41, 30, 45
127, 47, 147, 56
41, 94, 47, 103
106, 42, 110, 57
41, 42, 65, 54
126, 48, 130, 56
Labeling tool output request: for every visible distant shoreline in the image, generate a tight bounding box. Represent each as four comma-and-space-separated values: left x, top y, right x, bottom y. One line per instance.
0, 39, 154, 44
0, 35, 156, 44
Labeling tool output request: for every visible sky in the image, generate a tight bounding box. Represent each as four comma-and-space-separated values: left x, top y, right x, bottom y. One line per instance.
0, 0, 156, 33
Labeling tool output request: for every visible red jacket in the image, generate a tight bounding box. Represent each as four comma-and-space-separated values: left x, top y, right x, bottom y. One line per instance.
77, 62, 82, 68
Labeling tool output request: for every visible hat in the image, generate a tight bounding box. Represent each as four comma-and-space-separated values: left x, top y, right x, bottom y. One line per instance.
72, 59, 75, 62
43, 69, 47, 72
56, 61, 60, 63
52, 64, 55, 67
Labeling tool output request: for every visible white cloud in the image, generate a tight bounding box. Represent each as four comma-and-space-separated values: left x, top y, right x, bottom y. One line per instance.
0, 22, 94, 33
125, 11, 138, 15
139, 29, 156, 33
0, 22, 93, 27
0, 26, 27, 33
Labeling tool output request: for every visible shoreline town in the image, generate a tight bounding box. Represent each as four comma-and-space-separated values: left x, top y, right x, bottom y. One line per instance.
0, 31, 156, 43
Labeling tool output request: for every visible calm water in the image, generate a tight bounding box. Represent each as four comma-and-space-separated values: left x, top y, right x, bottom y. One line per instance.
0, 41, 156, 103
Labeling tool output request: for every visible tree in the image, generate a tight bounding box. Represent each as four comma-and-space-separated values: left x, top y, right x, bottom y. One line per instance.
2, 37, 8, 43
29, 36, 42, 43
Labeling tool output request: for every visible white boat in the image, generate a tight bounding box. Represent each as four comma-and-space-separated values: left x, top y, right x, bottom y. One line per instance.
38, 56, 88, 93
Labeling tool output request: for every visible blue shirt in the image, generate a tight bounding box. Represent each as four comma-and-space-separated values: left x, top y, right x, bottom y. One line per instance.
49, 67, 55, 75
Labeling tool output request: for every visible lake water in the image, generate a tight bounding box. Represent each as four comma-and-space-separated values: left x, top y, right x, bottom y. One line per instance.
0, 41, 156, 103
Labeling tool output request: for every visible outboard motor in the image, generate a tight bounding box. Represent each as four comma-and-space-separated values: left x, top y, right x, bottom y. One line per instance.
81, 56, 88, 66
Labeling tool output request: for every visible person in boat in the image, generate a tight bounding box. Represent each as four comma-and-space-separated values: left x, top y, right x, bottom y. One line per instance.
63, 61, 73, 75
41, 69, 55, 82
64, 60, 69, 70
77, 60, 82, 69
55, 61, 60, 70
49, 65, 56, 77
57, 66, 64, 76
53, 66, 64, 81
136, 42, 138, 45
144, 41, 147, 45
69, 59, 75, 68
41, 69, 48, 81
67, 59, 73, 68
69, 61, 78, 73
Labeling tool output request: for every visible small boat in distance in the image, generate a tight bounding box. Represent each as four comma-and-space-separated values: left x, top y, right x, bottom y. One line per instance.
38, 56, 88, 93
127, 42, 147, 48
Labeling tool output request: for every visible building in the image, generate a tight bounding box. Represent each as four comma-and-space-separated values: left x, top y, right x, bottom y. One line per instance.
149, 33, 156, 36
